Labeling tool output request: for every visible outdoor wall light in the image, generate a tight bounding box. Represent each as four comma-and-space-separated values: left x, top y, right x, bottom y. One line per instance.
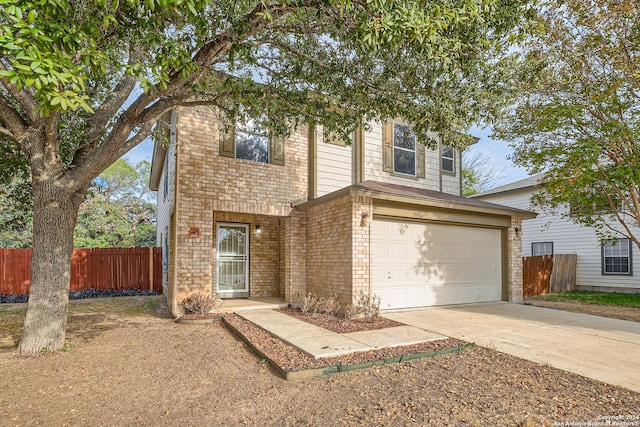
360, 211, 369, 227
514, 226, 521, 238
255, 225, 262, 234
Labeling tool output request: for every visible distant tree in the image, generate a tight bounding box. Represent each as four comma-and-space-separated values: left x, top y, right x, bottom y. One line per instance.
494, 0, 640, 249
0, 0, 534, 355
462, 150, 505, 196
0, 144, 30, 248
74, 159, 156, 248
0, 158, 156, 249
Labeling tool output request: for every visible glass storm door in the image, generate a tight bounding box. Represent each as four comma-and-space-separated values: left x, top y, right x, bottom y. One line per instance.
216, 223, 249, 297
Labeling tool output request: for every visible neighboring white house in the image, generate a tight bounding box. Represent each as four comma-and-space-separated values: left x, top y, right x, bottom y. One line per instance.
474, 174, 640, 294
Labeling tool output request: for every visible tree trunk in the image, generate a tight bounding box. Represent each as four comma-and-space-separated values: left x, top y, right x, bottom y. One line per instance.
18, 178, 84, 356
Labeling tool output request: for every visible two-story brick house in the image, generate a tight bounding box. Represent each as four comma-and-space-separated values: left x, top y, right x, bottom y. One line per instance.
149, 106, 534, 316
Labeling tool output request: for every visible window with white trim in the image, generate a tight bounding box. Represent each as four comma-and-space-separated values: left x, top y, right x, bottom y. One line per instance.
531, 242, 553, 256
601, 238, 632, 275
393, 123, 416, 176
442, 145, 455, 173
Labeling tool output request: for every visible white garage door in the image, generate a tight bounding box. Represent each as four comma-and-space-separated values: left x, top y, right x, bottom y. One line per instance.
372, 219, 502, 310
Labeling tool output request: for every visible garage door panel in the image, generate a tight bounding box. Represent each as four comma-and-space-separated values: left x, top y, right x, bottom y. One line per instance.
389, 243, 408, 261
372, 219, 502, 310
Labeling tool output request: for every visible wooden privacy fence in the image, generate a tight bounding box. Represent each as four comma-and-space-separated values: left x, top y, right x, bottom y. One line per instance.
522, 254, 577, 297
0, 247, 162, 295
523, 255, 554, 297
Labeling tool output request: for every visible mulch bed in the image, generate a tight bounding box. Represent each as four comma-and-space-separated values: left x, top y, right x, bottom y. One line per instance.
223, 313, 466, 374
275, 306, 405, 333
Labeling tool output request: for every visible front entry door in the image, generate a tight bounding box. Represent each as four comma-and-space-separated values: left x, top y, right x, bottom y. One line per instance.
216, 223, 249, 298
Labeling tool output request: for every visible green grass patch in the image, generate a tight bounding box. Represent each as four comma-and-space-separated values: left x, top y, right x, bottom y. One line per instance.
530, 291, 640, 308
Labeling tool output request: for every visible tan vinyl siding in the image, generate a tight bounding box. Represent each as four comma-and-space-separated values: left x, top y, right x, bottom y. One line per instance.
315, 126, 353, 197
363, 121, 441, 191
424, 146, 440, 188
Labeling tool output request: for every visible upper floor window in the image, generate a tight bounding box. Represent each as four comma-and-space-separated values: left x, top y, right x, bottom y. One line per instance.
382, 121, 425, 178
532, 241, 553, 256
219, 117, 284, 166
235, 118, 269, 163
393, 123, 416, 176
442, 145, 455, 173
601, 238, 632, 275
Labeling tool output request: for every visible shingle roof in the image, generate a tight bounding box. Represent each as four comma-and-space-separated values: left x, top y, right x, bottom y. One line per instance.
471, 173, 545, 198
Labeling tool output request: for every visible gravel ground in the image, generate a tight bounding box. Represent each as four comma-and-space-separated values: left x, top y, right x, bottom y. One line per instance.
225, 313, 466, 371
1, 296, 639, 426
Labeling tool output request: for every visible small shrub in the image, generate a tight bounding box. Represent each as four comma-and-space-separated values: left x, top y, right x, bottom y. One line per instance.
301, 293, 342, 318
316, 294, 340, 317
343, 304, 364, 322
349, 290, 381, 323
301, 293, 317, 315
180, 293, 222, 315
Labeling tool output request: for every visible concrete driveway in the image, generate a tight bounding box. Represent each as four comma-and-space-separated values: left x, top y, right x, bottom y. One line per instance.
385, 302, 640, 393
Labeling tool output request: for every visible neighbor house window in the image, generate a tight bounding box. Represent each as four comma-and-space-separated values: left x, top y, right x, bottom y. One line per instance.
162, 226, 169, 285
601, 238, 632, 275
162, 154, 169, 201
442, 145, 455, 173
235, 118, 269, 163
393, 123, 417, 176
532, 242, 554, 256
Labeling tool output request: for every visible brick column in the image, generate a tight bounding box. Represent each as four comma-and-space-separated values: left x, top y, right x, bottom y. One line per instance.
284, 210, 307, 305
351, 195, 373, 301
508, 216, 524, 303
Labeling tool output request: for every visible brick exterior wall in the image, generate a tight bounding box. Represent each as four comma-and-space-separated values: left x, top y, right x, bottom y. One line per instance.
306, 195, 353, 305
508, 216, 524, 303
350, 195, 373, 299
306, 194, 373, 307
170, 106, 308, 313
283, 210, 307, 305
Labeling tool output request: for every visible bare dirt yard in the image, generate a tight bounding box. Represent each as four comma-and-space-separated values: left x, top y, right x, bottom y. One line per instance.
1, 296, 639, 426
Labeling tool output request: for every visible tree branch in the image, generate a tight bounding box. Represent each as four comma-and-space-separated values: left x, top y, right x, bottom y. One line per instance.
0, 93, 27, 142
65, 0, 321, 191
115, 121, 156, 159
85, 46, 142, 144
0, 125, 15, 140
0, 62, 38, 124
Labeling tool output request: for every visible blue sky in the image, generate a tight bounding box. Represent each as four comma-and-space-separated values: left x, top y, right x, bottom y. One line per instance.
124, 125, 529, 190
466, 125, 529, 188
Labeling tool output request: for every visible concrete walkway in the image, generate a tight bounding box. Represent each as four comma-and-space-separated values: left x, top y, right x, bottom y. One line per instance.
237, 309, 446, 359
384, 302, 640, 393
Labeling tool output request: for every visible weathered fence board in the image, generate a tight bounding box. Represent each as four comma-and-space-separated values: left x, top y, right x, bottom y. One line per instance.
522, 254, 577, 297
0, 247, 162, 295
522, 255, 554, 297
550, 254, 577, 293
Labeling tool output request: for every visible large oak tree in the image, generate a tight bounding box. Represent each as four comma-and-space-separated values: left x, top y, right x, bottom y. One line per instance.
494, 0, 640, 248
0, 0, 532, 355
